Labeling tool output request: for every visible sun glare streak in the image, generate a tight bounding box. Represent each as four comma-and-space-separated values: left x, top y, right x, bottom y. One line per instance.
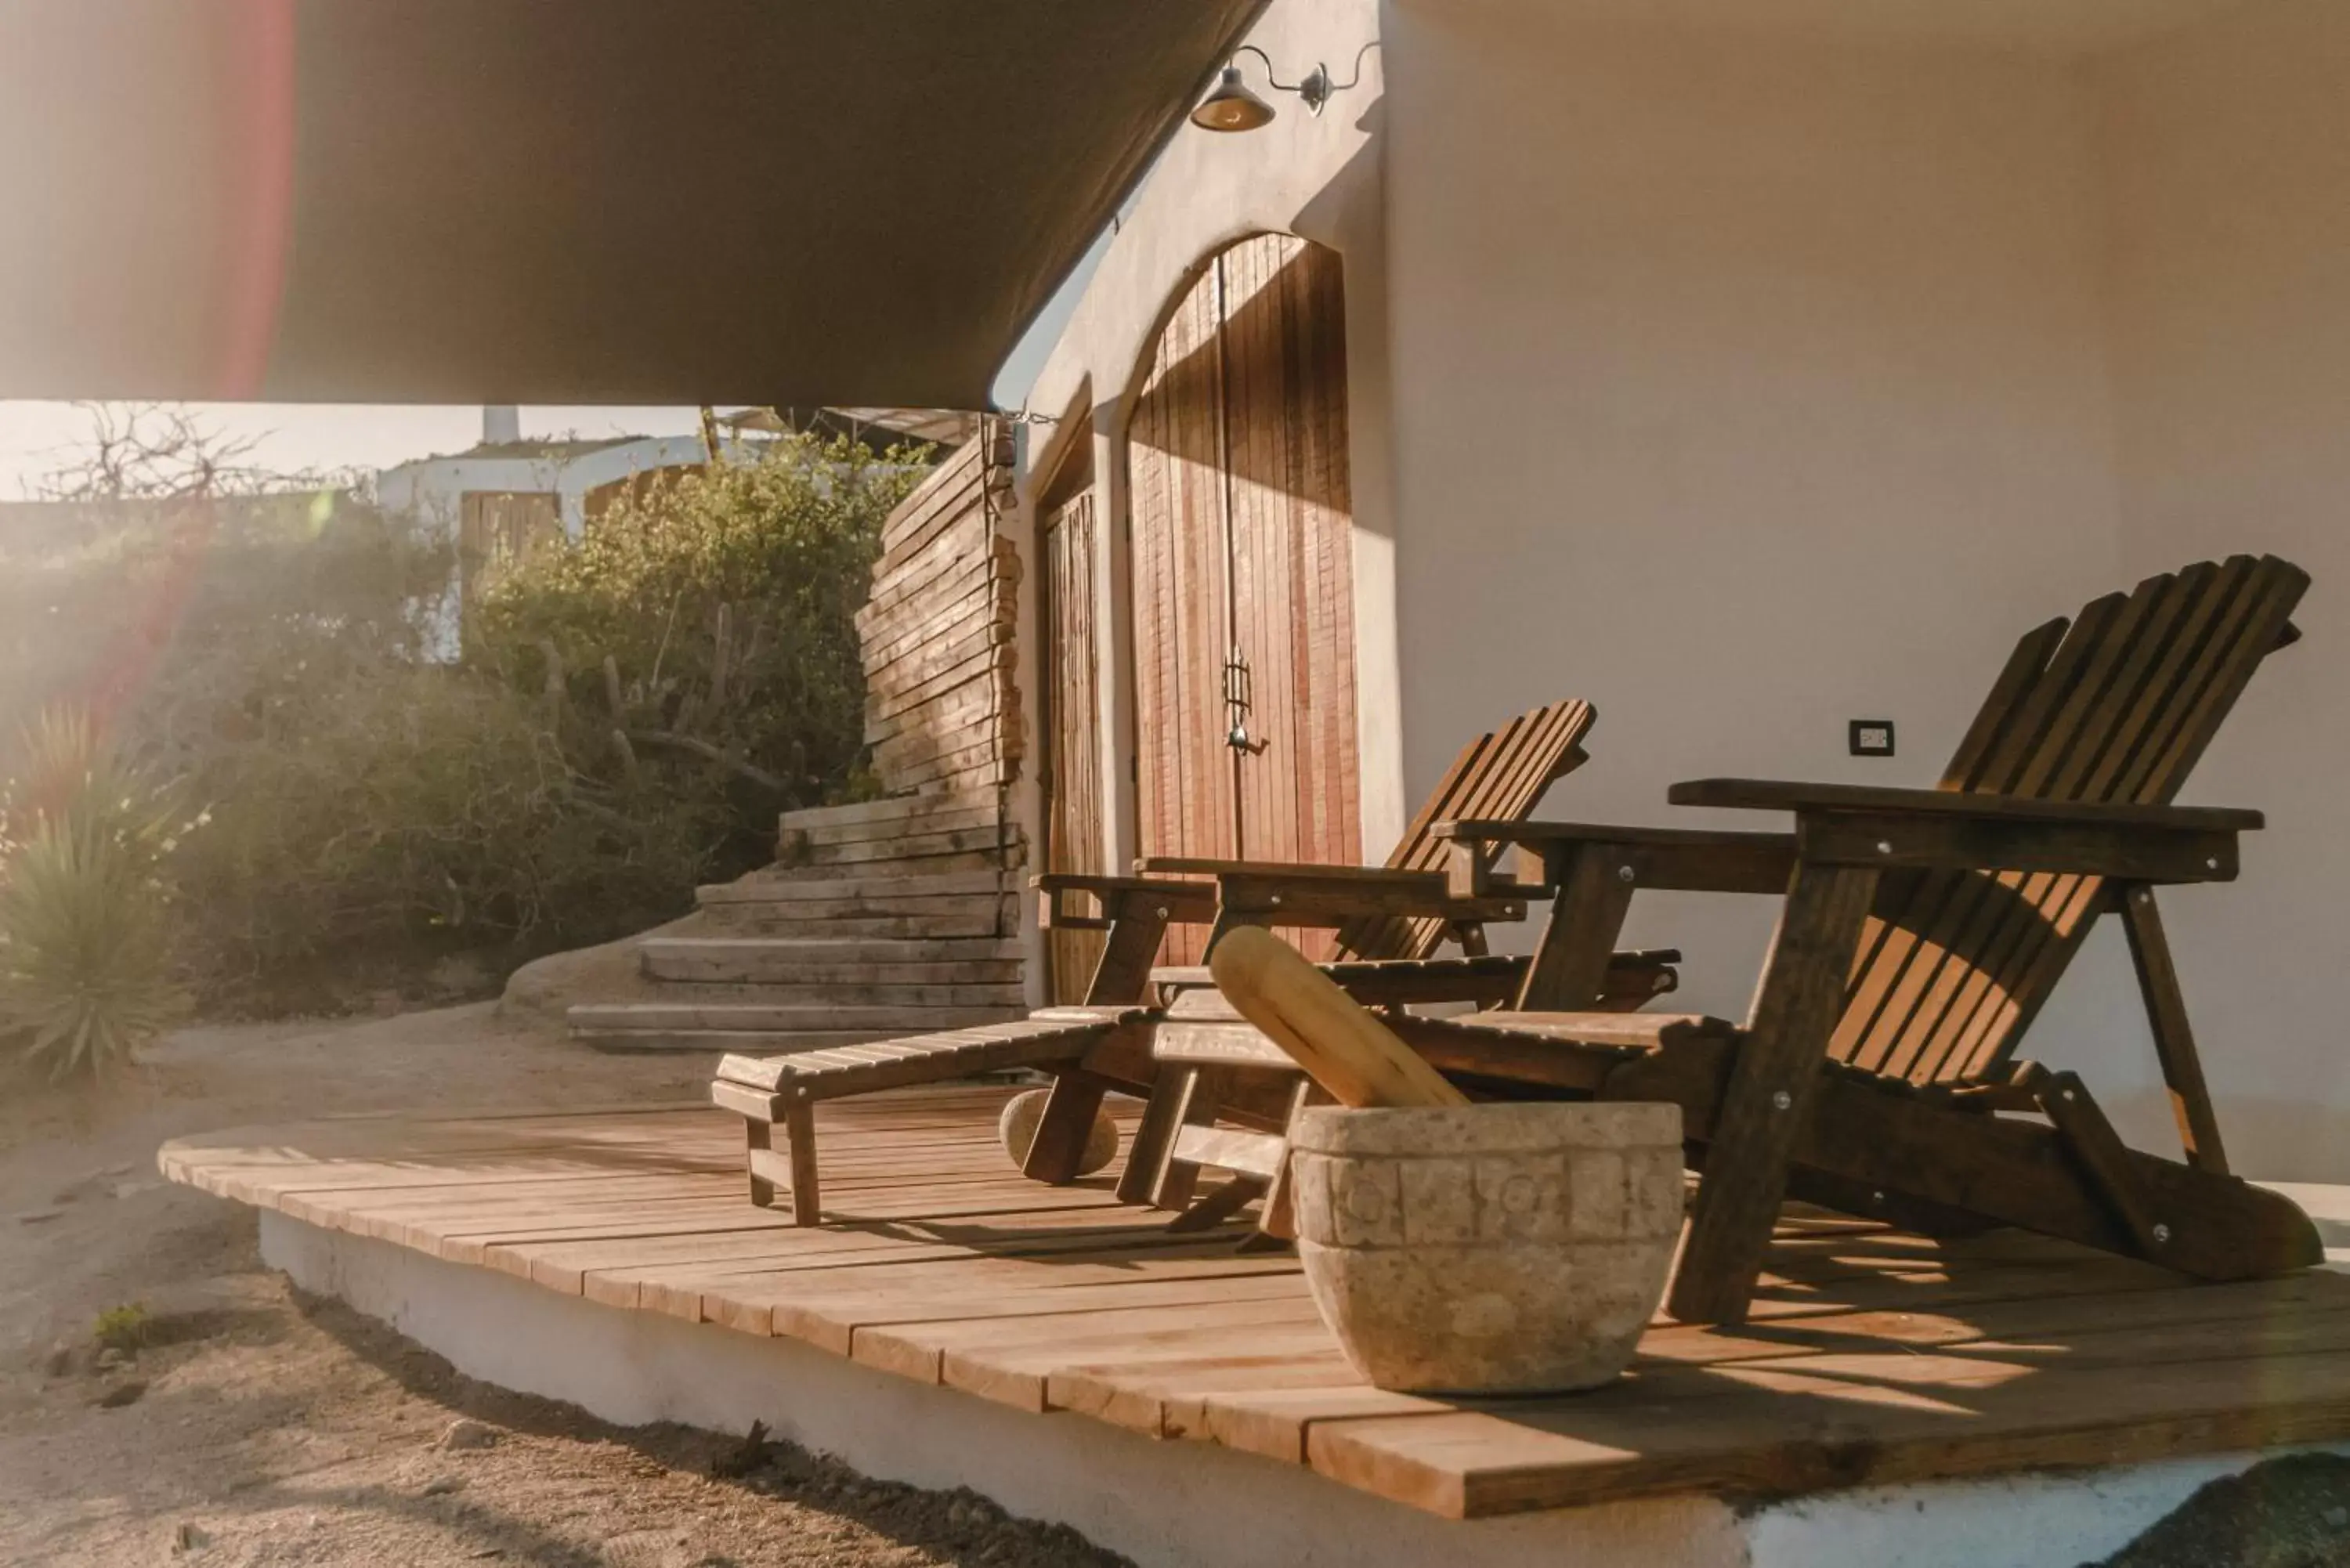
82, 497, 223, 739
216, 0, 298, 399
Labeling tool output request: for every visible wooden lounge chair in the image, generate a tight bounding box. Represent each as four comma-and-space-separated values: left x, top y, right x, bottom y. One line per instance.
1029, 699, 1679, 1212
712, 699, 1674, 1222
1395, 554, 2325, 1321
710, 1007, 1156, 1223
1036, 698, 1604, 1006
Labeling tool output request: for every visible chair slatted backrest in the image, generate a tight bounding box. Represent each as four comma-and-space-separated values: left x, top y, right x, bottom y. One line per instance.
1828, 555, 2307, 1087
1336, 699, 1596, 962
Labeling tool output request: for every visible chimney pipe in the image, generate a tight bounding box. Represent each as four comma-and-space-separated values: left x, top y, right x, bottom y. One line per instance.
482, 405, 521, 446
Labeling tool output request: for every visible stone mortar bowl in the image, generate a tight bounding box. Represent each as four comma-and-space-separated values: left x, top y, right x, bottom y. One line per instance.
1290, 1101, 1683, 1394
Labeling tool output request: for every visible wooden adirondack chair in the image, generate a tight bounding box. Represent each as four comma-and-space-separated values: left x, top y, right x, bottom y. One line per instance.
714, 699, 1674, 1223
1024, 698, 1679, 1212
1037, 698, 1603, 1004
1398, 554, 2322, 1321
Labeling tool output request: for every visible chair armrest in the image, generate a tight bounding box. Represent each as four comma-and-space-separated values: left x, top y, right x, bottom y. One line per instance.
1136, 856, 1431, 883
1128, 860, 1530, 928
1434, 819, 1797, 896
1035, 872, 1203, 894
1667, 779, 2259, 883
1667, 779, 2263, 833
1035, 867, 1524, 930
1032, 872, 1217, 930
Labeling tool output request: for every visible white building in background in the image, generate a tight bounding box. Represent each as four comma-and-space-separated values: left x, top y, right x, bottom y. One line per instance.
375, 406, 976, 544
375, 406, 732, 542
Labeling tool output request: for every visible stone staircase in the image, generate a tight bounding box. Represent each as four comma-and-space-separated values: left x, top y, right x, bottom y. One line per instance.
566, 789, 1028, 1053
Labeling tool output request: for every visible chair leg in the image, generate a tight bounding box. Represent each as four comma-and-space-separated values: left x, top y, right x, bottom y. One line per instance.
1517, 842, 1637, 1009
1021, 1071, 1110, 1183
1608, 1031, 2321, 1281
1255, 1148, 1299, 1241
1117, 1066, 1217, 1209
783, 1099, 820, 1226
1167, 1176, 1264, 1233
1152, 1074, 1220, 1210
2118, 884, 2229, 1173
2035, 1070, 2167, 1257
1115, 1068, 1191, 1205
1253, 1077, 1316, 1241
1669, 863, 1878, 1324
744, 1119, 777, 1209
1084, 897, 1173, 1003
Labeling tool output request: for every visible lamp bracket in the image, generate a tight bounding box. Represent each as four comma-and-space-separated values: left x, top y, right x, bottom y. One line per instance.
1231, 40, 1379, 117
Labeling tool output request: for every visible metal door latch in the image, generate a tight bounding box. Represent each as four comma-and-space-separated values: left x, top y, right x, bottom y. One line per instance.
1223, 647, 1267, 753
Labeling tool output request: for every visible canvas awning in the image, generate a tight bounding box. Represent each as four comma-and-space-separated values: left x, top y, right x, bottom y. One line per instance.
0, 0, 1261, 409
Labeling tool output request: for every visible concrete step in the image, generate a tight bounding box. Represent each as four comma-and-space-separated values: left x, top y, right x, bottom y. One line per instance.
567, 1001, 1028, 1034
778, 797, 1003, 853
699, 868, 1009, 905
696, 909, 1011, 941
640, 937, 1022, 985
608, 979, 1026, 1007
776, 788, 1000, 839
794, 824, 1019, 869
696, 870, 1017, 939
570, 1027, 895, 1056
646, 934, 1022, 963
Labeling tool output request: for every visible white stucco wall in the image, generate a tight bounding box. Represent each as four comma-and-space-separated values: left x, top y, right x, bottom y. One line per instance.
2093, 0, 2350, 1176
1016, 0, 2349, 1176
1383, 9, 2145, 1056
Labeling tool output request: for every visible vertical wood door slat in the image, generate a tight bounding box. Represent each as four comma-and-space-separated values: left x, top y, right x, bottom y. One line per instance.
1042, 492, 1106, 1003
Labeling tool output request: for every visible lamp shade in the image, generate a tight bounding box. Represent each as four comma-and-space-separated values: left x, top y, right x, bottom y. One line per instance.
1189, 66, 1276, 132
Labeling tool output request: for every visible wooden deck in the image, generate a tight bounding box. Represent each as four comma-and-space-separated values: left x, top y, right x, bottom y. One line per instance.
161, 1086, 2350, 1520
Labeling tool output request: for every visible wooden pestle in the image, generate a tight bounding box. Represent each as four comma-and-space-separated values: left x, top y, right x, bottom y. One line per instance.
1206, 927, 1469, 1109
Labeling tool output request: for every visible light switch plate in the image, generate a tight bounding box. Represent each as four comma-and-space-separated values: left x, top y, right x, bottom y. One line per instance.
1849, 719, 1896, 757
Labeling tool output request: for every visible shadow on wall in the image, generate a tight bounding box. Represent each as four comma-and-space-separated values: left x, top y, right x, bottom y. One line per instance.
1126, 236, 1351, 512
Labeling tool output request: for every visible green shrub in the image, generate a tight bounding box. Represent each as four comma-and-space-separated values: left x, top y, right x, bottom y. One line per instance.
92, 1302, 152, 1352
162, 666, 718, 1008
3, 418, 925, 1017
0, 711, 186, 1078
467, 432, 924, 843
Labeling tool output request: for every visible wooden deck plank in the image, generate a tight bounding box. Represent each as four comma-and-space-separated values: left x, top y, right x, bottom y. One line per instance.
624, 1230, 1271, 1329
157, 1091, 2350, 1521
1305, 1346, 2350, 1518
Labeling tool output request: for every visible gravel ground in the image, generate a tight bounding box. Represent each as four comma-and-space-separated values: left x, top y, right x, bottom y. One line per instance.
2092, 1452, 2350, 1568
0, 1004, 1129, 1568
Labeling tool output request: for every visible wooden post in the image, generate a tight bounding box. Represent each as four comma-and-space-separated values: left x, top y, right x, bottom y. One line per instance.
1668, 862, 1877, 1324
2117, 883, 2229, 1173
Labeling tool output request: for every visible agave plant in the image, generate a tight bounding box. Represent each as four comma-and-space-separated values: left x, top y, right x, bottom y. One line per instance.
0, 710, 188, 1080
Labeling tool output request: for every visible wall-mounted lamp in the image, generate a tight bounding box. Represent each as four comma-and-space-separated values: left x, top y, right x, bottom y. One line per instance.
1189, 42, 1379, 132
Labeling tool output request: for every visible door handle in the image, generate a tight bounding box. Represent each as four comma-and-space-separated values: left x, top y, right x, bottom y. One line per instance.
1223, 647, 1267, 753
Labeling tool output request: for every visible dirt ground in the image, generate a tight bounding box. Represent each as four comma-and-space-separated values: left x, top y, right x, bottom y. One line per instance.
0, 1004, 1128, 1568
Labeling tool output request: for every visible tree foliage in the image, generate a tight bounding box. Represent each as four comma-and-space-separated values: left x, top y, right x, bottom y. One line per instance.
0, 409, 918, 1023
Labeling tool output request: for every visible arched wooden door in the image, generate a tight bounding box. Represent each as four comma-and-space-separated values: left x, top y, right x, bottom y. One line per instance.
1126, 233, 1360, 961
1039, 485, 1107, 1002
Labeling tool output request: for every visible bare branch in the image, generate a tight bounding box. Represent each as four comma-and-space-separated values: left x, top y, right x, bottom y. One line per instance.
624, 729, 786, 793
